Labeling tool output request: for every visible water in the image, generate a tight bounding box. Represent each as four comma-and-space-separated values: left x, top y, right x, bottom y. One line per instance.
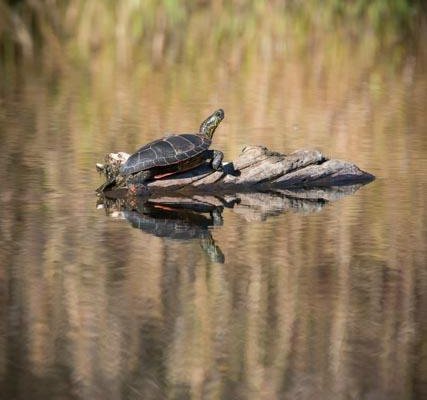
1, 27, 426, 400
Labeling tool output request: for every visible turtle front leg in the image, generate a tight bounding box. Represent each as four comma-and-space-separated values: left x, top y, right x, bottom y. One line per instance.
208, 150, 224, 171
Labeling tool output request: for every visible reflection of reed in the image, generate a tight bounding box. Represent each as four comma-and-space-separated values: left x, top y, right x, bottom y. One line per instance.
0, 187, 426, 399
0, 17, 426, 400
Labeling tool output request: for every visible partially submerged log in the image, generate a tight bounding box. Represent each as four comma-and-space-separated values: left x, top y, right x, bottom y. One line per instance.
96, 145, 374, 196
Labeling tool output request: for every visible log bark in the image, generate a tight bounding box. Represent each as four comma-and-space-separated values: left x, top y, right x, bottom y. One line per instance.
97, 145, 374, 196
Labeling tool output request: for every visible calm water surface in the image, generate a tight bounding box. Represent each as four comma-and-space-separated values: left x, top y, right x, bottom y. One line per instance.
0, 32, 426, 400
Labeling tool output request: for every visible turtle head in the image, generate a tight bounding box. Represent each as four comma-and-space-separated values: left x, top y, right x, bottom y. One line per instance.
199, 109, 224, 139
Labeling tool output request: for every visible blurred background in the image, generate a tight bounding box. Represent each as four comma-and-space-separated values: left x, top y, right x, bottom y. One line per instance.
0, 1, 426, 399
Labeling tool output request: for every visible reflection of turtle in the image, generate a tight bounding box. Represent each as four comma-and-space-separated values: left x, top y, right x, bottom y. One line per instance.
128, 206, 225, 263
99, 197, 225, 263
97, 109, 225, 192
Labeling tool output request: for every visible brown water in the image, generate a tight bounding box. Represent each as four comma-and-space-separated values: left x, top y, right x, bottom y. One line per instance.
1, 27, 427, 400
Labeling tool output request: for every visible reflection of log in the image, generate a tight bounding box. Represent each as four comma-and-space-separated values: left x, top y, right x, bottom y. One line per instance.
98, 184, 365, 264
146, 185, 364, 222
98, 183, 365, 225
97, 145, 374, 196
97, 181, 366, 263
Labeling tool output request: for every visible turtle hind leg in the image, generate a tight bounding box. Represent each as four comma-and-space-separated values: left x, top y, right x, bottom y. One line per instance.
96, 177, 116, 193
96, 173, 128, 193
126, 170, 155, 185
126, 170, 154, 197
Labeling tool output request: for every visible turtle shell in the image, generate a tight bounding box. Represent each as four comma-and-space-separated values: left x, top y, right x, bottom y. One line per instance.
120, 133, 211, 175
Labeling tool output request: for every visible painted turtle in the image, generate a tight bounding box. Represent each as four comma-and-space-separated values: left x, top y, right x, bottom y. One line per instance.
97, 109, 224, 192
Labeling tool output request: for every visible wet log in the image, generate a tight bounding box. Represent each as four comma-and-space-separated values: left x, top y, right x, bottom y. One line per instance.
97, 145, 374, 196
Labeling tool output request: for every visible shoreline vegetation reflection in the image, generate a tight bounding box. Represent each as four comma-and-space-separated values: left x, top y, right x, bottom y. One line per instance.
0, 2, 426, 400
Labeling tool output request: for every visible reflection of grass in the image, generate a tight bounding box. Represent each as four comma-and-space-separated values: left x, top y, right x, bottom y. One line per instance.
0, 0, 422, 69
0, 5, 426, 399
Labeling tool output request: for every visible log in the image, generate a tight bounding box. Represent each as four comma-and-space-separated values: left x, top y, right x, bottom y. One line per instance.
96, 145, 374, 196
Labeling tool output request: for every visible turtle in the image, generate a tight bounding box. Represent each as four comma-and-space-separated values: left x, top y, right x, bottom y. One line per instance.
97, 109, 225, 192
